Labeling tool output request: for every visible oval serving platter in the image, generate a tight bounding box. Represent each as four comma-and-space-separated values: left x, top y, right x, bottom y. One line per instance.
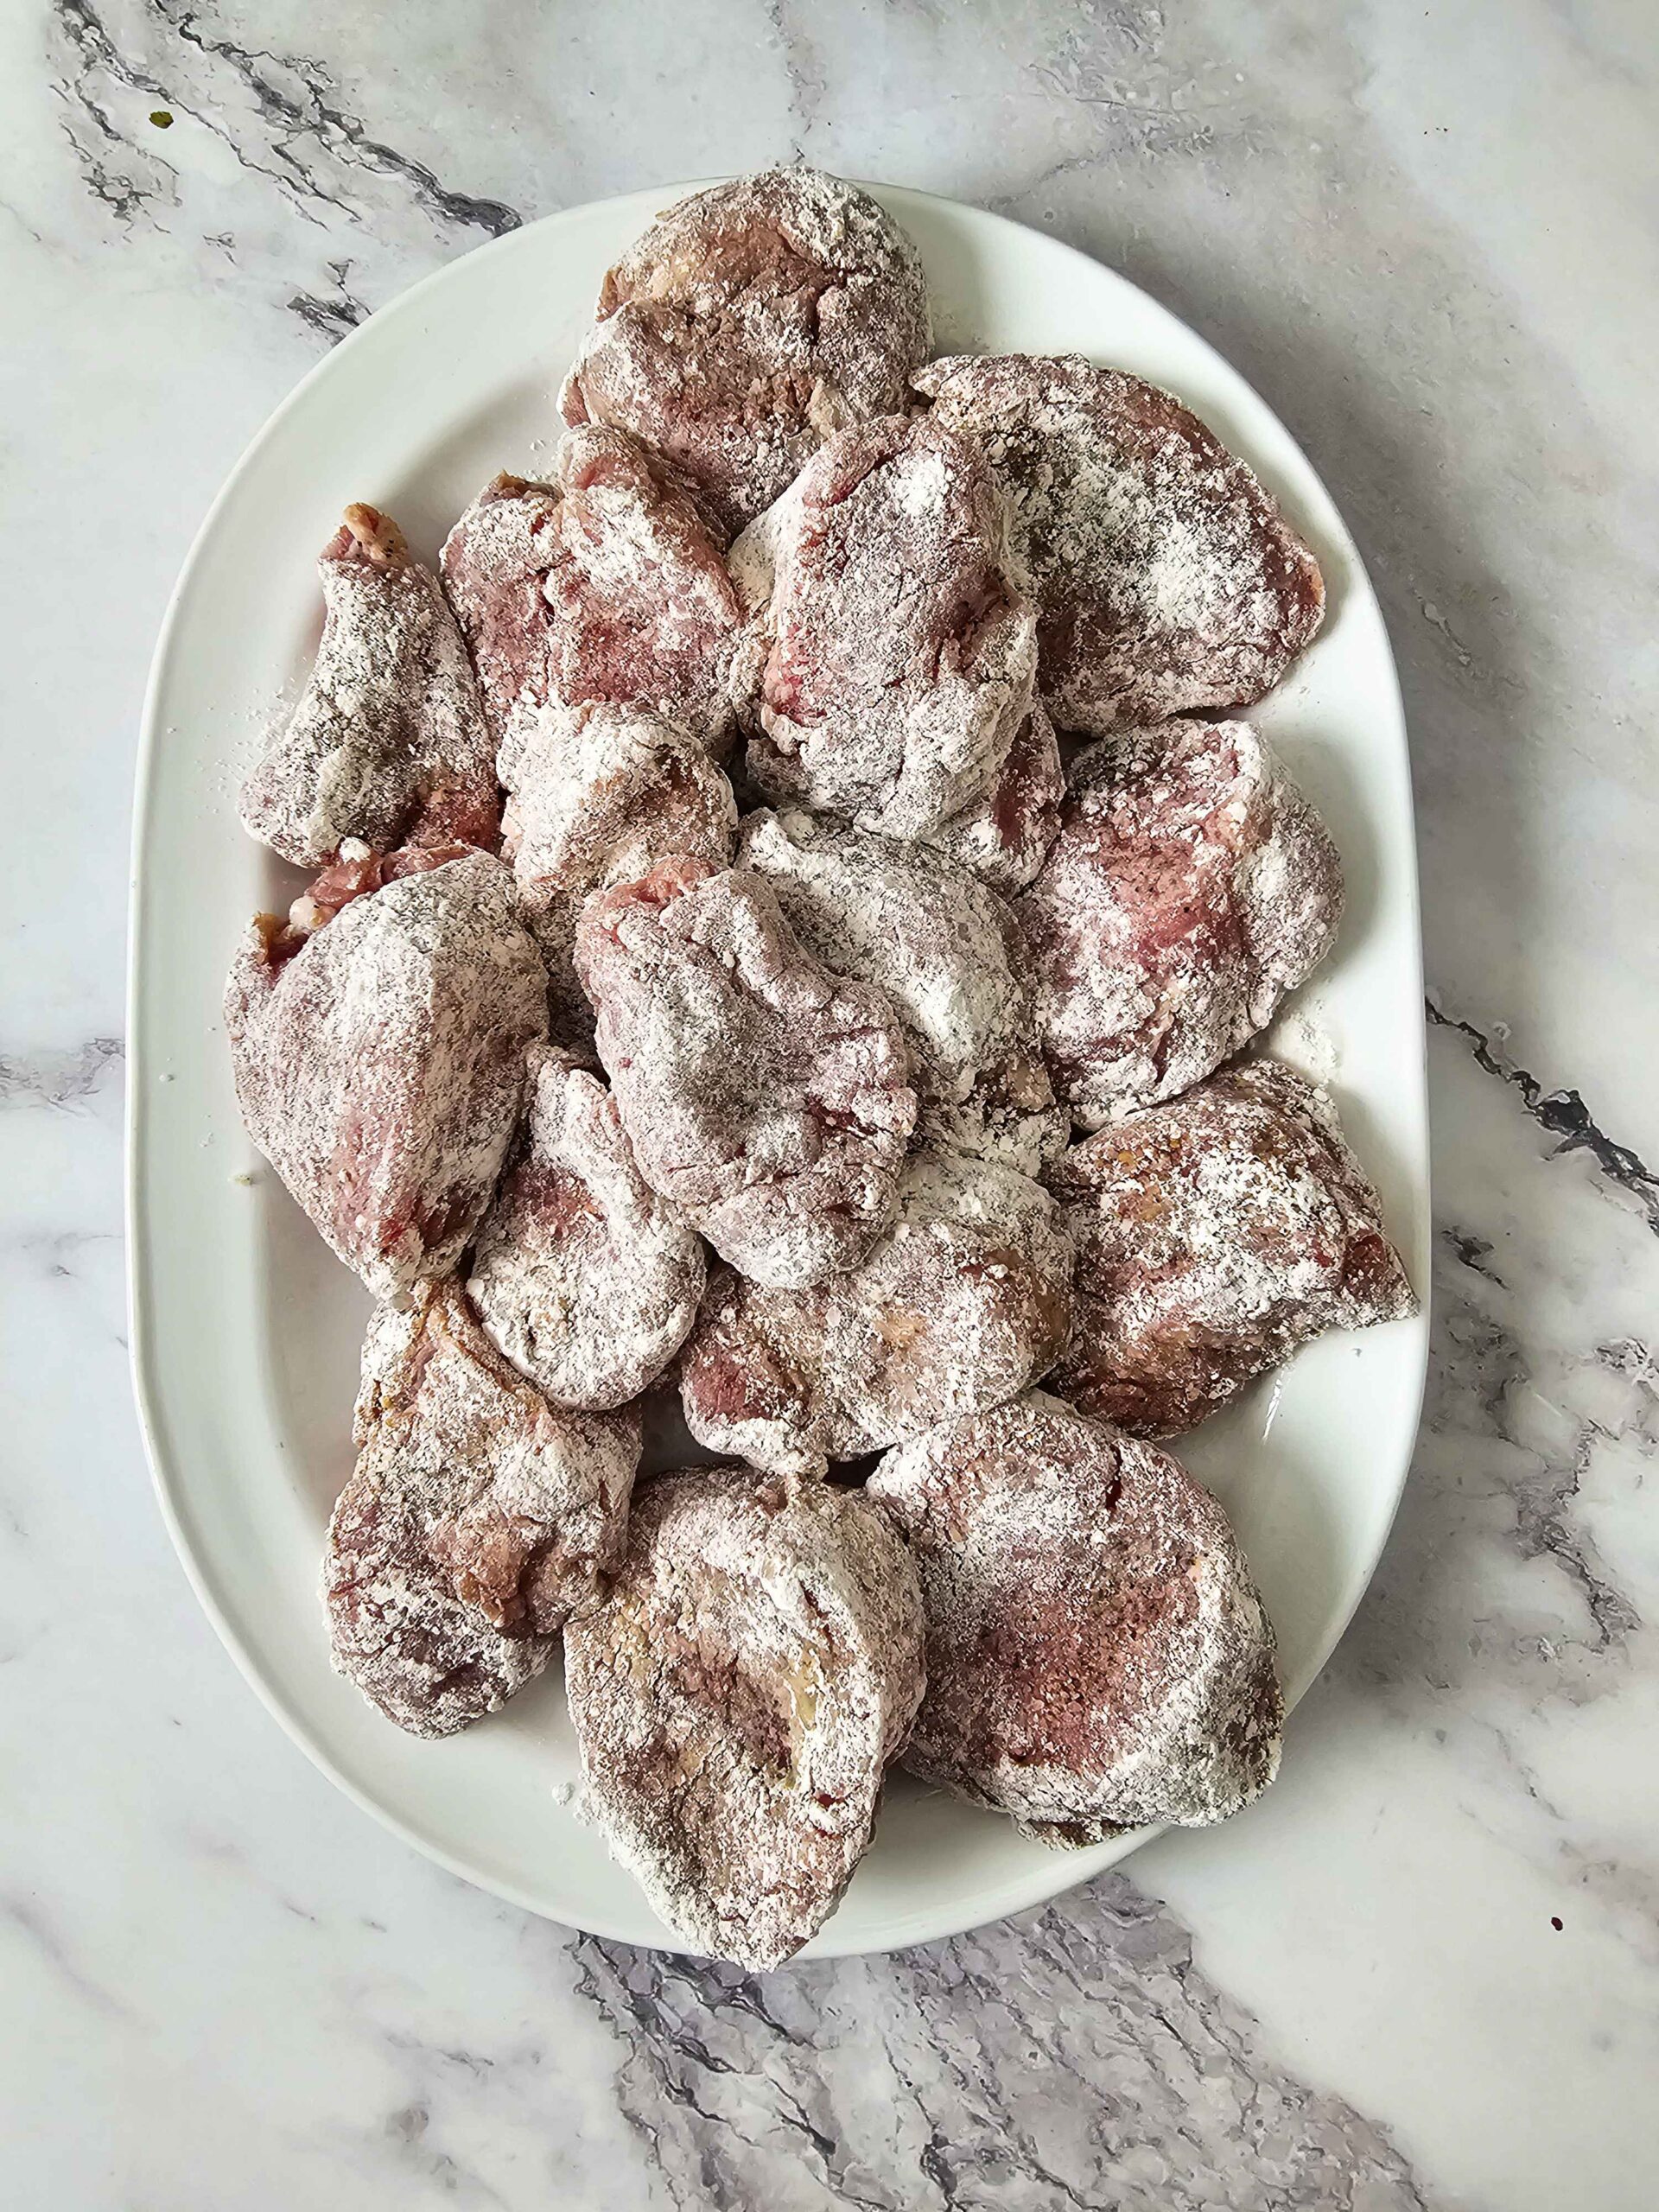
129, 181, 1429, 1956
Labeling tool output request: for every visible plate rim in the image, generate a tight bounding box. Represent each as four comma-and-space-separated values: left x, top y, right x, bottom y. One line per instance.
127, 176, 1431, 1958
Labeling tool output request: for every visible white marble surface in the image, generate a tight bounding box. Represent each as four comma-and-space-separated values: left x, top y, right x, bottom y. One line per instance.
3, 2, 1657, 2205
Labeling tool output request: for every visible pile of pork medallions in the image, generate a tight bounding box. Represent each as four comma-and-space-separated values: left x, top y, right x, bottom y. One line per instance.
226, 168, 1417, 1969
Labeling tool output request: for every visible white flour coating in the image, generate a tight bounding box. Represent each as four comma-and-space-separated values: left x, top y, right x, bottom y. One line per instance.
440, 471, 563, 741
914, 354, 1325, 735
679, 1147, 1076, 1478
1262, 1002, 1342, 1087
499, 701, 737, 1039
1048, 1058, 1417, 1435
440, 430, 741, 753
738, 807, 1067, 1175
502, 703, 737, 885
560, 168, 931, 535
563, 1465, 925, 1968
921, 698, 1065, 894
239, 505, 499, 866
1015, 718, 1344, 1128
325, 1280, 641, 1738
731, 414, 1039, 839
468, 1046, 707, 1412
224, 851, 549, 1300
723, 480, 791, 633
867, 1390, 1284, 1841
575, 860, 918, 1290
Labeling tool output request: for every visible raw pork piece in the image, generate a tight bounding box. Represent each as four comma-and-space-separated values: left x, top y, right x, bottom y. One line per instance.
731, 413, 1037, 839
561, 167, 930, 535
868, 1391, 1283, 1842
468, 1046, 706, 1412
564, 1466, 924, 1966
738, 806, 1066, 1174
914, 353, 1324, 734
575, 858, 916, 1289
499, 701, 736, 1043
326, 1281, 640, 1737
1048, 1059, 1416, 1434
680, 1148, 1074, 1478
240, 503, 499, 867
1015, 718, 1343, 1127
441, 429, 741, 753
225, 849, 547, 1299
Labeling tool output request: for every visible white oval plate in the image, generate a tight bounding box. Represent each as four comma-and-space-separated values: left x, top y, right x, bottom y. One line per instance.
130, 181, 1429, 1957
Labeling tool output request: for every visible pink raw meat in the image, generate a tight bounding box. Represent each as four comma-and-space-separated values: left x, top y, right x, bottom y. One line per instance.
914, 353, 1325, 735
560, 168, 930, 536
441, 429, 741, 753
240, 503, 499, 867
731, 413, 1038, 839
225, 849, 547, 1300
1015, 718, 1343, 1127
575, 857, 917, 1289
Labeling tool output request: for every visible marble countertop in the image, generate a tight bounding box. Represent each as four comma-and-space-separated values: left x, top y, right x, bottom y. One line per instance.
5, 2, 1657, 2204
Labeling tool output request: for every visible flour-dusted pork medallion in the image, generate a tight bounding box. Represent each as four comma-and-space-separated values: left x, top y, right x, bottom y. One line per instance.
680, 1148, 1074, 1478
325, 1281, 641, 1738
868, 1391, 1284, 1842
738, 807, 1066, 1174
498, 701, 737, 1045
440, 429, 741, 753
922, 698, 1065, 894
560, 167, 931, 537
913, 353, 1325, 734
1015, 719, 1344, 1128
225, 849, 548, 1300
468, 1046, 706, 1412
439, 471, 562, 742
1049, 1060, 1416, 1436
502, 704, 739, 899
563, 1465, 925, 1967
575, 858, 917, 1288
733, 413, 1039, 839
239, 504, 500, 867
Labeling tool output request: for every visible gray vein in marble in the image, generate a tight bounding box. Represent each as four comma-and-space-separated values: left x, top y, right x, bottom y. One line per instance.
46, 0, 521, 239
379, 2100, 512, 2212
54, 92, 170, 226
1441, 1225, 1503, 1284
288, 256, 366, 341
1415, 594, 1495, 682
5, 1226, 121, 1280
0, 184, 47, 245
50, 0, 181, 226
381, 2029, 496, 2082
0, 1035, 123, 1110
1513, 1427, 1643, 1652
765, 0, 828, 149
569, 1879, 1437, 2211
1428, 999, 1659, 1236
2, 1894, 142, 2024
1433, 1268, 1642, 1659
985, 149, 1107, 221
182, 1827, 323, 1925
166, 11, 522, 236
1030, 10, 1249, 156
1345, 1022, 1655, 1745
